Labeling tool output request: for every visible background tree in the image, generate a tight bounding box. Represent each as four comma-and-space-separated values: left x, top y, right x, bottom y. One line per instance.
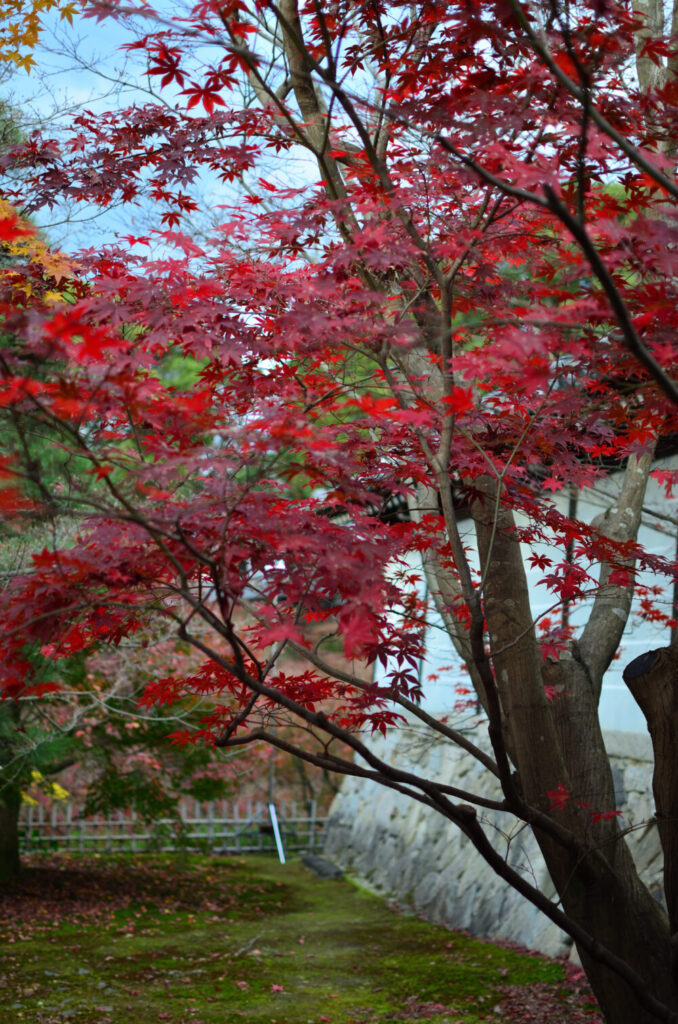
0, 69, 80, 879
1, 2, 678, 1023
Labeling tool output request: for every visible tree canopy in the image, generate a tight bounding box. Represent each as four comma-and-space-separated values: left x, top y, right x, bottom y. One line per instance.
1, 2, 678, 1022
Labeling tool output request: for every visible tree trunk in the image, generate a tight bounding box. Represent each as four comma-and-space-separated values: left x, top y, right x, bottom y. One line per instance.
0, 784, 21, 881
540, 654, 676, 1024
562, 876, 674, 1024
471, 474, 678, 1024
625, 642, 678, 993
0, 700, 22, 880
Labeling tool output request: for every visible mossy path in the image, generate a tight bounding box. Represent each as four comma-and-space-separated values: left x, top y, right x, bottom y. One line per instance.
0, 853, 601, 1023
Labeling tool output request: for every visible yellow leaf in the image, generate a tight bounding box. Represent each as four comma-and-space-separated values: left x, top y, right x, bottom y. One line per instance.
59, 2, 77, 24
0, 0, 64, 68
0, 199, 76, 285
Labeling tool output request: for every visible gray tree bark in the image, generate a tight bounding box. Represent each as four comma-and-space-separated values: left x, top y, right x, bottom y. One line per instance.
625, 641, 678, 989
468, 462, 677, 1024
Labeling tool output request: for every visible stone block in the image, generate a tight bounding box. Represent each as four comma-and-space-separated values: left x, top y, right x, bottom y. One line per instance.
624, 763, 653, 795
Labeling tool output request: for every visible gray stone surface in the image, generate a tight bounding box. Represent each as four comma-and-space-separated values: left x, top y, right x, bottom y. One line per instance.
604, 729, 653, 761
323, 726, 660, 958
300, 854, 344, 879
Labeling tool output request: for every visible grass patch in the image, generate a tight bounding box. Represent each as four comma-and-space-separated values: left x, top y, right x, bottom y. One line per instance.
0, 853, 600, 1024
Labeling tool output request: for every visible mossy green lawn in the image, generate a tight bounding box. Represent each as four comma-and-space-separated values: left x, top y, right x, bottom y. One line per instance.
1, 853, 599, 1024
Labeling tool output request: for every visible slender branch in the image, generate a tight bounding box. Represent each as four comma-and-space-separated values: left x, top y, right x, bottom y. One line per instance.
222, 726, 507, 811
282, 634, 501, 777
542, 184, 678, 405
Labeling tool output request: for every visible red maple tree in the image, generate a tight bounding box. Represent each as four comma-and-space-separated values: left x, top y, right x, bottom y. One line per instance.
1, 2, 678, 1021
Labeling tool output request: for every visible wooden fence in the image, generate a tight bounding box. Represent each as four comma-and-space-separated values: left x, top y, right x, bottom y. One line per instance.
19, 799, 327, 856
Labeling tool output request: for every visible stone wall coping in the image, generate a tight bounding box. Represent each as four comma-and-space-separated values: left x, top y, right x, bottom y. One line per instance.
603, 729, 653, 763
380, 718, 654, 765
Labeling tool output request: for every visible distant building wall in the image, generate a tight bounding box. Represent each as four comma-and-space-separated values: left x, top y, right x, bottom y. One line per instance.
323, 727, 661, 958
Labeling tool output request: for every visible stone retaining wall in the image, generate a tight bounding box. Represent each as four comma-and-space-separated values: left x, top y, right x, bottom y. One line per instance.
323, 727, 661, 957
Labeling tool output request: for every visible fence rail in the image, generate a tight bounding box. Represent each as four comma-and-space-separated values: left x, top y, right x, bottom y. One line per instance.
19, 799, 327, 856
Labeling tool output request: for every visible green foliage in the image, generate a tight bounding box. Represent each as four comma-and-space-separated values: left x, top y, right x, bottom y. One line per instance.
82, 766, 176, 820
81, 740, 233, 821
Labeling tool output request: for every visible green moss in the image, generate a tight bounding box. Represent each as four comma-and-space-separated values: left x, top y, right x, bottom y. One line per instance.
0, 854, 590, 1024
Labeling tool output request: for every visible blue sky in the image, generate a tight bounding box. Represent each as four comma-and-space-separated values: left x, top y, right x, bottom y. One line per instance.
6, 6, 183, 249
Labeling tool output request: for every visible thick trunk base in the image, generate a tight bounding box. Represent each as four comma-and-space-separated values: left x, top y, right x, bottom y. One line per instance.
538, 828, 678, 1024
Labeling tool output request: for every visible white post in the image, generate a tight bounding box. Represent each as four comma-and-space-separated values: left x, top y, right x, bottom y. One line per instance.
268, 803, 286, 865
